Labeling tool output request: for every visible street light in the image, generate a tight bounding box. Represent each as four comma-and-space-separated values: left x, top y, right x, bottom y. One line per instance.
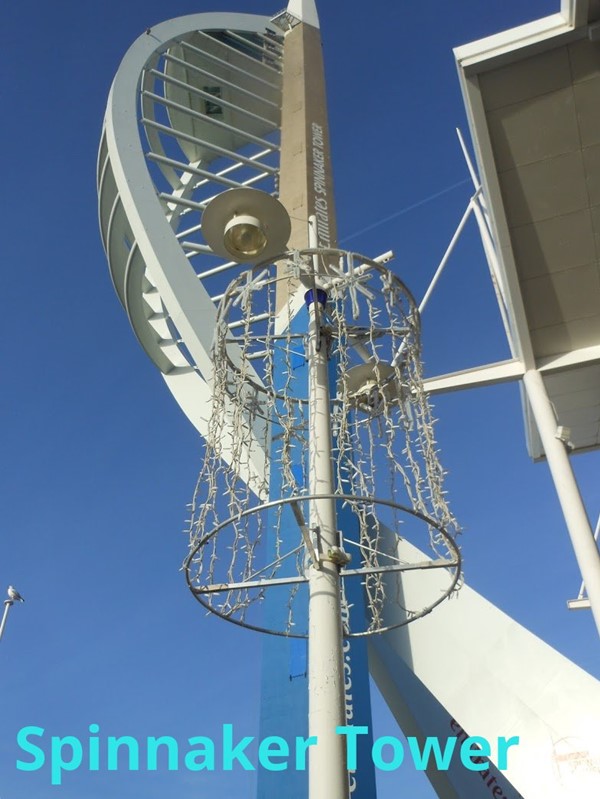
0, 586, 25, 643
202, 191, 349, 797
202, 188, 291, 263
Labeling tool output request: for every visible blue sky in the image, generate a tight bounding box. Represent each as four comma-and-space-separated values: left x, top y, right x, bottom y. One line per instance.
1, 1, 598, 797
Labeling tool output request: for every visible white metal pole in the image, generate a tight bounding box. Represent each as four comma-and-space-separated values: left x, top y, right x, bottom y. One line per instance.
306, 217, 348, 799
575, 513, 600, 602
455, 127, 515, 351
456, 127, 491, 229
470, 198, 514, 352
392, 201, 474, 368
523, 369, 600, 637
0, 600, 13, 643
417, 201, 474, 315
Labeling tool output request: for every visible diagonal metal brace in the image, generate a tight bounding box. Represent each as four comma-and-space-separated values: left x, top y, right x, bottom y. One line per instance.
290, 500, 320, 569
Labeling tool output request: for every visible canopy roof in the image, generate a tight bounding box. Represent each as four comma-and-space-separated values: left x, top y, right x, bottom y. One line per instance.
455, 1, 600, 457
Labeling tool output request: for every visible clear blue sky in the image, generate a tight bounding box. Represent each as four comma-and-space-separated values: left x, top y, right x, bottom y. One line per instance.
1, 1, 598, 798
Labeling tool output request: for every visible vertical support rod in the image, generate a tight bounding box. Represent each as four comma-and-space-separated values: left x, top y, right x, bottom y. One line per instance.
576, 513, 600, 601
523, 369, 600, 637
306, 220, 348, 799
456, 127, 491, 227
392, 202, 473, 368
0, 600, 13, 643
417, 201, 474, 315
470, 199, 514, 354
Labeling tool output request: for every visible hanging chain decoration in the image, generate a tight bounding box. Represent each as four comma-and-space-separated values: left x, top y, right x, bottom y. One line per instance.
185, 248, 461, 637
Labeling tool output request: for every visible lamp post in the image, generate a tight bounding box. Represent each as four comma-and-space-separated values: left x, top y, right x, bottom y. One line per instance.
0, 599, 17, 644
304, 240, 348, 797
203, 188, 349, 799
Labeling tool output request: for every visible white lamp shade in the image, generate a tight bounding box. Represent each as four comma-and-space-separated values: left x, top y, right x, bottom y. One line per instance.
202, 188, 291, 263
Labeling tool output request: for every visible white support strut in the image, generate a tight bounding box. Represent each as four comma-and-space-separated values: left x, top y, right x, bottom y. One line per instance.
306, 219, 348, 799
0, 600, 14, 643
523, 368, 600, 637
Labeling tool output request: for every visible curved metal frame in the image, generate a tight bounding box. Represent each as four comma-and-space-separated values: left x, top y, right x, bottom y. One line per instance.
98, 14, 283, 473
185, 492, 461, 638
214, 248, 421, 409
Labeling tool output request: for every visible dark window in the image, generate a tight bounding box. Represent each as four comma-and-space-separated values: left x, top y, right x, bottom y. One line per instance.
204, 86, 222, 116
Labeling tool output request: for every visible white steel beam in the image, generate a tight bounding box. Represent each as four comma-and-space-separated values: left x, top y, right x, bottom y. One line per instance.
423, 344, 600, 394
568, 514, 600, 610
179, 39, 280, 90
423, 359, 524, 395
193, 30, 281, 75
455, 14, 572, 75
147, 153, 270, 191
162, 53, 280, 109
562, 0, 590, 27
523, 369, 600, 638
453, 76, 535, 370
143, 91, 280, 151
537, 344, 600, 373
568, 597, 592, 609
141, 119, 278, 174
147, 72, 278, 126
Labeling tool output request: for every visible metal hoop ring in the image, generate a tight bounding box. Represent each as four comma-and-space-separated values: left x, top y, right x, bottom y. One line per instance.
185, 493, 461, 638
214, 250, 421, 411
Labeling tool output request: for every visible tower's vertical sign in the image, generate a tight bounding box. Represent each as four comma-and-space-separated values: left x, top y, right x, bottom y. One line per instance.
276, 1, 338, 309
311, 122, 332, 248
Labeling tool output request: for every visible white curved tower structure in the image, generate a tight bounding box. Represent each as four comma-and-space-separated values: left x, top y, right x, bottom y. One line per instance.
98, 12, 285, 485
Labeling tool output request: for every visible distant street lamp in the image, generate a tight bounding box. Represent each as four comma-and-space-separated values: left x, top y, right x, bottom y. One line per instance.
0, 585, 25, 643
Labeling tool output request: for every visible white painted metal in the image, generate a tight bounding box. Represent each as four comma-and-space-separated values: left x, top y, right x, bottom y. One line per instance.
456, 129, 514, 350
537, 343, 600, 372
455, 14, 572, 74
100, 13, 278, 371
389, 201, 473, 368
456, 128, 490, 224
0, 601, 10, 642
423, 359, 524, 395
523, 369, 600, 636
99, 12, 286, 487
569, 512, 600, 609
562, 0, 590, 27
423, 346, 600, 396
470, 198, 514, 350
453, 10, 600, 624
416, 201, 474, 315
371, 531, 600, 799
452, 94, 535, 372
287, 0, 320, 29
568, 597, 593, 609
306, 219, 347, 799
0, 600, 15, 643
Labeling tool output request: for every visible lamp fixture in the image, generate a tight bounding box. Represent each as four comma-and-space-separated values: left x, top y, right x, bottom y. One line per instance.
202, 188, 291, 263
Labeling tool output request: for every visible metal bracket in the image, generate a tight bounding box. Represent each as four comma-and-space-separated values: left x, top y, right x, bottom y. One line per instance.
290, 501, 320, 569
322, 546, 352, 566
555, 425, 574, 452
